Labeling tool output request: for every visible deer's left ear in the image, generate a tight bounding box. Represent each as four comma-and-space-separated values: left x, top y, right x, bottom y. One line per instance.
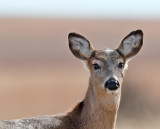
68, 32, 94, 60
117, 30, 143, 60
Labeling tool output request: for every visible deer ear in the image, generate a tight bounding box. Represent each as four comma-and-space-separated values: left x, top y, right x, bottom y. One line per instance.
117, 30, 143, 60
68, 32, 94, 60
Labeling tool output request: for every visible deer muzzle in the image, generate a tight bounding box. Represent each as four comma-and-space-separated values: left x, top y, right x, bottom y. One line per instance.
104, 79, 120, 90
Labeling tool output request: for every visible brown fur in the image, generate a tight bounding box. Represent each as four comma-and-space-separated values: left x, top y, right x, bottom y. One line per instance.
0, 30, 143, 129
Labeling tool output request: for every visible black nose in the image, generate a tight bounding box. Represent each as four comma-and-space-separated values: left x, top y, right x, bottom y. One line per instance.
105, 79, 120, 90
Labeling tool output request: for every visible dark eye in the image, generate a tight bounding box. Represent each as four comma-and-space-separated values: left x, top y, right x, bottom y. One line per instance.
93, 64, 100, 70
118, 62, 124, 69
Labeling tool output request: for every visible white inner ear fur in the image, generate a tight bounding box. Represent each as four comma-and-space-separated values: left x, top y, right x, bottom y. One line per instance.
124, 57, 133, 70
82, 60, 90, 72
70, 37, 91, 57
124, 62, 128, 70
122, 35, 141, 55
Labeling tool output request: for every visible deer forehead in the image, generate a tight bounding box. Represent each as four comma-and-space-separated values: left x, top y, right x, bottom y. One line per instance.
87, 49, 124, 69
90, 49, 123, 62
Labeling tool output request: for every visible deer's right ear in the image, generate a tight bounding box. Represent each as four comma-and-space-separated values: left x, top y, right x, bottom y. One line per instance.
117, 30, 143, 60
68, 32, 94, 60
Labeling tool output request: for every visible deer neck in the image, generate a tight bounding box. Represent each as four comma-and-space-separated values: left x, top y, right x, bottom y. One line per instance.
79, 77, 121, 129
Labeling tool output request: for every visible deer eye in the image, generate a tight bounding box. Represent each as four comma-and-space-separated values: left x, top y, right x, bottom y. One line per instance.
93, 64, 100, 70
118, 62, 124, 69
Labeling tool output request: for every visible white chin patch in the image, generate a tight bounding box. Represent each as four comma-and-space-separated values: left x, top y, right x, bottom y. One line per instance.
106, 89, 119, 94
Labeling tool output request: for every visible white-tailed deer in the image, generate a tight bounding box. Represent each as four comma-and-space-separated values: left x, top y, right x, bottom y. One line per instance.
0, 30, 143, 129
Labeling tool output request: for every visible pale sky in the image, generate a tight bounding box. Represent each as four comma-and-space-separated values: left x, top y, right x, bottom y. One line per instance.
0, 0, 160, 19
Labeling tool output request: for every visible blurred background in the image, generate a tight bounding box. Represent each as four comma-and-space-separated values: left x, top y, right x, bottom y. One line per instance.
0, 0, 160, 129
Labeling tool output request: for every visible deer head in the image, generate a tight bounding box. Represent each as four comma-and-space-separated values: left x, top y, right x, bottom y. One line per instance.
68, 30, 143, 108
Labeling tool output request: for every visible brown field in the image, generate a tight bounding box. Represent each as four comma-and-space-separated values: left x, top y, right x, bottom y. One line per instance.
0, 18, 160, 128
